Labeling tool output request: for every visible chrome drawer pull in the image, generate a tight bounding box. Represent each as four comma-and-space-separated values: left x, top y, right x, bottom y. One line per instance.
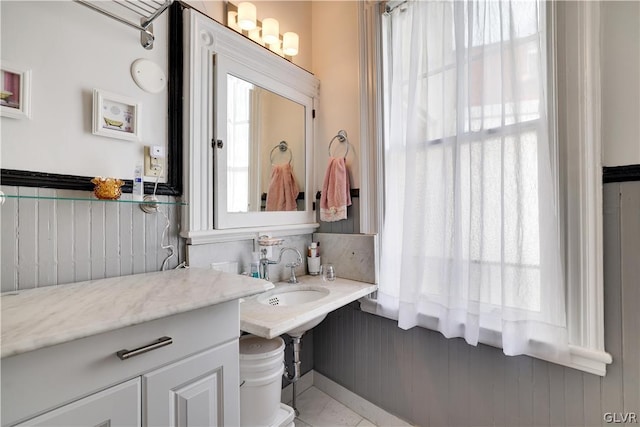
116, 336, 173, 360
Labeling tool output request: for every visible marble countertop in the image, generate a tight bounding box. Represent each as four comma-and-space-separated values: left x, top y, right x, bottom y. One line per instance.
1, 268, 274, 358
240, 275, 377, 339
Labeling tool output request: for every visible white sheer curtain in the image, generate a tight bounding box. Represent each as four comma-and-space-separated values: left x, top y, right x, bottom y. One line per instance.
377, 0, 569, 360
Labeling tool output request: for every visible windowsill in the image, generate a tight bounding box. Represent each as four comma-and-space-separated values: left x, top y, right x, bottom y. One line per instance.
358, 296, 612, 376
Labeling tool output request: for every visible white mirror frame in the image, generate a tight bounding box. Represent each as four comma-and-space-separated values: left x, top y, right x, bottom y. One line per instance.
181, 9, 320, 244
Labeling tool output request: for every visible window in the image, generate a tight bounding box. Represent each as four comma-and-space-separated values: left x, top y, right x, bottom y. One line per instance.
360, 0, 611, 375
227, 74, 253, 213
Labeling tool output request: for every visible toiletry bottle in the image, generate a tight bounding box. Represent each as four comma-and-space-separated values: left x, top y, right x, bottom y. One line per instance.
250, 252, 260, 278
309, 242, 318, 257
133, 163, 144, 201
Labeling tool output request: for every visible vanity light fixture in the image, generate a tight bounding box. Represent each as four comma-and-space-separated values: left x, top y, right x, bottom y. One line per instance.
237, 2, 257, 30
269, 40, 282, 55
262, 18, 279, 45
227, 10, 240, 32
226, 2, 299, 59
282, 32, 299, 57
249, 28, 264, 46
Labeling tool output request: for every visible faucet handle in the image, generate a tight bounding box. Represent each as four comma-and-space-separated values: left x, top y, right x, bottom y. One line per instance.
286, 263, 299, 284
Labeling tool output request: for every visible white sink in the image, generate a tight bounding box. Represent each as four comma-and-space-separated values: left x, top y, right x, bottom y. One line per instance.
240, 276, 378, 340
257, 285, 329, 306
255, 285, 330, 336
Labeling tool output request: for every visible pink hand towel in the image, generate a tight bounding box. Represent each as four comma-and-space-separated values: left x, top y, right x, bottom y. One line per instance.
266, 163, 300, 211
320, 157, 352, 222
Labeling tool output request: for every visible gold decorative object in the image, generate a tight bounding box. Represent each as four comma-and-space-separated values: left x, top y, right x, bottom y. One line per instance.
103, 117, 124, 128
91, 177, 124, 200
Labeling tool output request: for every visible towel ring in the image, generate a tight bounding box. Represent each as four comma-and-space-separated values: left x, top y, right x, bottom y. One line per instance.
270, 141, 292, 165
328, 130, 350, 159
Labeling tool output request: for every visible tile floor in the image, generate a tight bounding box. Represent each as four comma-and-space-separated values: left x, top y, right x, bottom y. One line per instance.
291, 386, 378, 427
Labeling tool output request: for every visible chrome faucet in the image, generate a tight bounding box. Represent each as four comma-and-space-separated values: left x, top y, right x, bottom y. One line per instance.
259, 247, 303, 283
259, 249, 277, 281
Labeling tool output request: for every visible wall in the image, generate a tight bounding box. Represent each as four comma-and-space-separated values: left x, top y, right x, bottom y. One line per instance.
260, 90, 306, 196
314, 182, 640, 427
0, 186, 183, 291
0, 2, 185, 291
0, 1, 169, 182
601, 1, 640, 167
311, 1, 362, 191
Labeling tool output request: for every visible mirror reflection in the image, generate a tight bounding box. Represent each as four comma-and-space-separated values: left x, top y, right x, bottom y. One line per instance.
226, 74, 305, 213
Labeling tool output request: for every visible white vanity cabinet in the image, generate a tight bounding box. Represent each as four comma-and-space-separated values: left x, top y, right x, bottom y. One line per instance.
2, 301, 241, 427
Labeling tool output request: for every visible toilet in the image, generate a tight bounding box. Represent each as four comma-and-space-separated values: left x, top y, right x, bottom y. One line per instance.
239, 335, 295, 427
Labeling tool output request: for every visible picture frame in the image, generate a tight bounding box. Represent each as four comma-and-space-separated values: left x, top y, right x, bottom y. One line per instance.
92, 89, 140, 141
1, 62, 32, 119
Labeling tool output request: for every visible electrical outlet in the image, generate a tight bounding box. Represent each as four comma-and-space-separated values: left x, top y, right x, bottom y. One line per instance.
144, 145, 164, 177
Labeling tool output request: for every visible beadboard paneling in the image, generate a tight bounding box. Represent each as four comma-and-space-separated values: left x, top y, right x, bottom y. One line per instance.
313, 182, 640, 427
0, 186, 184, 291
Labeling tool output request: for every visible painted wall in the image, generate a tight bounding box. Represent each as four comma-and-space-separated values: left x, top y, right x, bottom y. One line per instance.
311, 1, 362, 191
601, 1, 640, 167
314, 183, 640, 427
0, 1, 169, 182
260, 90, 306, 197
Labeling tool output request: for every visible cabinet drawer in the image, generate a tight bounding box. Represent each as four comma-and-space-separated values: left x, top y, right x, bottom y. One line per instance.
15, 378, 141, 427
2, 301, 239, 426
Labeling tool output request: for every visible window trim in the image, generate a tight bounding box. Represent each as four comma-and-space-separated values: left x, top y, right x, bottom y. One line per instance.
358, 0, 612, 376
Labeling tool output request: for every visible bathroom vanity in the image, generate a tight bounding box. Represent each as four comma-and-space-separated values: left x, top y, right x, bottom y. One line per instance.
0, 268, 273, 427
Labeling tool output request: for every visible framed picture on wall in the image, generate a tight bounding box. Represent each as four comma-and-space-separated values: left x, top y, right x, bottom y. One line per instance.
92, 89, 140, 141
1, 63, 32, 119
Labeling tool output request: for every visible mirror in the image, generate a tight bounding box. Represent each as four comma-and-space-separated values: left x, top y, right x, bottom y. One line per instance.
226, 75, 305, 213
180, 7, 319, 240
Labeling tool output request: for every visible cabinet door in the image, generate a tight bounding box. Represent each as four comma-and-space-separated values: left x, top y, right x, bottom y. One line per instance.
15, 378, 140, 427
143, 341, 239, 427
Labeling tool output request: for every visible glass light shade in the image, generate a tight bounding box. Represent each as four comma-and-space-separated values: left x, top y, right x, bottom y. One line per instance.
268, 40, 282, 54
282, 32, 299, 56
262, 18, 279, 45
237, 2, 256, 31
249, 28, 264, 46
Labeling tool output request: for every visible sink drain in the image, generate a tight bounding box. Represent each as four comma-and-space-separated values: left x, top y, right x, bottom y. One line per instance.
267, 297, 281, 306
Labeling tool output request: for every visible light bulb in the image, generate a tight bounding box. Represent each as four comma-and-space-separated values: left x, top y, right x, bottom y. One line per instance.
237, 2, 256, 31
282, 32, 299, 56
262, 18, 279, 45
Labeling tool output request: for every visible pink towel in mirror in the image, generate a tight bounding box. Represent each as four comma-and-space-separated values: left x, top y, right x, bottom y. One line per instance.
266, 163, 299, 211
